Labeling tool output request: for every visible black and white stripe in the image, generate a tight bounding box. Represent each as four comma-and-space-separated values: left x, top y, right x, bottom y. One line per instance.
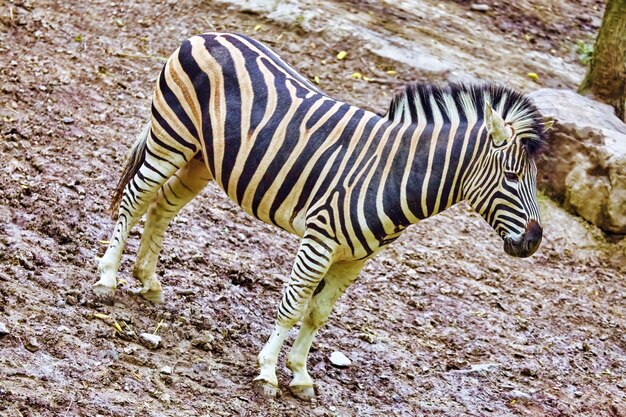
96, 32, 548, 398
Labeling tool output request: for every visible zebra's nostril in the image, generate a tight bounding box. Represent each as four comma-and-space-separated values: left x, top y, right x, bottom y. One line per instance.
525, 220, 542, 243
502, 221, 543, 258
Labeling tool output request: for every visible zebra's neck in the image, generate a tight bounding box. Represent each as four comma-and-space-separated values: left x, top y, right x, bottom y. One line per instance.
363, 111, 487, 231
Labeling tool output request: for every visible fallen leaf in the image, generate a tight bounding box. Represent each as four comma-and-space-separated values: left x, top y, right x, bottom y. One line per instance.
336, 50, 347, 60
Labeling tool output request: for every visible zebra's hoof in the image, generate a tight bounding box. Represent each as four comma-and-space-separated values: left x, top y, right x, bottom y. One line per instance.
253, 378, 280, 399
289, 384, 315, 401
93, 283, 116, 305
140, 288, 164, 304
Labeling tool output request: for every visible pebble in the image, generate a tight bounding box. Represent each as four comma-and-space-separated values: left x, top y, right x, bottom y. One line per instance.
470, 4, 490, 12
329, 351, 351, 368
0, 322, 8, 337
287, 43, 301, 53
24, 337, 40, 352
123, 346, 137, 355
139, 333, 162, 349
468, 363, 499, 372
62, 117, 74, 124
160, 365, 172, 375
57, 325, 71, 334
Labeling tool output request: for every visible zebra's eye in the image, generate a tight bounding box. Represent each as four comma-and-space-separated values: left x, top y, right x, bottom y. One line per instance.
504, 172, 518, 183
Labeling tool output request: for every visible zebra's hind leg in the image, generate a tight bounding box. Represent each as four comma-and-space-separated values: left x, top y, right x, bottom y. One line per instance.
253, 235, 337, 399
286, 260, 364, 401
94, 124, 196, 302
132, 156, 212, 303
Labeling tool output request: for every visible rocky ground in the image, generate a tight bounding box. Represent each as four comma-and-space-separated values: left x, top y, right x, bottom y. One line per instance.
0, 0, 624, 416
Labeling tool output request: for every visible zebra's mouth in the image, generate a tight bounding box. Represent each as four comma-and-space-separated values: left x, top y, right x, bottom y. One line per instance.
503, 220, 542, 258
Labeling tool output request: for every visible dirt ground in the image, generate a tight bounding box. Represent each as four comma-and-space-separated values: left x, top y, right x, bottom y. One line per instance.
0, 0, 624, 416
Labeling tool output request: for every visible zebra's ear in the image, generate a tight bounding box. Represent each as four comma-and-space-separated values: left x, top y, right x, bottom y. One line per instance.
485, 102, 510, 146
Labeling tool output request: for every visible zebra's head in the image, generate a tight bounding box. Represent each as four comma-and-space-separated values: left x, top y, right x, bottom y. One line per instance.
463, 88, 551, 258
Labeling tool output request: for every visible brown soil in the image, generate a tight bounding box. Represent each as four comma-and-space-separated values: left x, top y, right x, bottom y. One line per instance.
0, 1, 624, 416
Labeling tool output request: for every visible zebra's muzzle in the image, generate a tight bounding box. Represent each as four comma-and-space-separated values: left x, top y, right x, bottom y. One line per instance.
503, 220, 542, 258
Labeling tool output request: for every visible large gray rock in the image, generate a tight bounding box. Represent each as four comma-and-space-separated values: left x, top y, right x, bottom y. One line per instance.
529, 89, 626, 234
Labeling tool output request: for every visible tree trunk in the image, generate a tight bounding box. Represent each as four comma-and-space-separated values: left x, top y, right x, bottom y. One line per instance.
578, 0, 626, 121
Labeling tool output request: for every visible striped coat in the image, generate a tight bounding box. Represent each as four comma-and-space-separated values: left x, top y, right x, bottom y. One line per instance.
97, 32, 549, 400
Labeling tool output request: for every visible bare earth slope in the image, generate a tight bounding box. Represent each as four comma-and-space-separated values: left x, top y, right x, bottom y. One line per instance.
0, 1, 624, 416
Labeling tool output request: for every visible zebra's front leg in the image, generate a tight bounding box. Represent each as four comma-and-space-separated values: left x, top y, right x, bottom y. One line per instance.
132, 157, 212, 303
286, 260, 364, 400
254, 236, 336, 398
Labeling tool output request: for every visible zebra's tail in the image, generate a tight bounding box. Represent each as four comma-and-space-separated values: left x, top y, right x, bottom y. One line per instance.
109, 122, 151, 219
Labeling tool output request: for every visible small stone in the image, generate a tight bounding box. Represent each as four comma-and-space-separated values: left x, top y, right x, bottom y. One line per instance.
496, 20, 513, 32
329, 351, 351, 368
62, 117, 74, 124
0, 322, 8, 337
470, 4, 490, 12
139, 333, 161, 349
24, 337, 40, 352
57, 325, 71, 333
123, 346, 137, 355
160, 365, 172, 375
191, 332, 215, 351
468, 363, 499, 373
65, 294, 78, 305
287, 43, 301, 53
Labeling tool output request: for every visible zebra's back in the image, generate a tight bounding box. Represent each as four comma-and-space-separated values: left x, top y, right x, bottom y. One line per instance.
153, 33, 387, 242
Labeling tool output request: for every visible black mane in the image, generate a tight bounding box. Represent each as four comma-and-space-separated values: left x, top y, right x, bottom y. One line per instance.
385, 83, 547, 158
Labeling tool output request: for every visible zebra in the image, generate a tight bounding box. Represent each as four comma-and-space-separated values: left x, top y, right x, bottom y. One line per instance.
94, 32, 551, 400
